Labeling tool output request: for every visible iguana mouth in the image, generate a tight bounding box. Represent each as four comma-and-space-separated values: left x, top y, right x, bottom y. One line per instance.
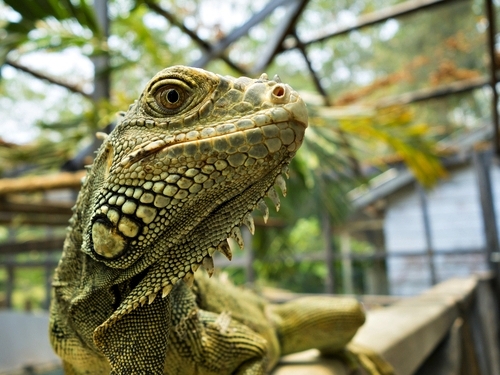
120, 101, 308, 169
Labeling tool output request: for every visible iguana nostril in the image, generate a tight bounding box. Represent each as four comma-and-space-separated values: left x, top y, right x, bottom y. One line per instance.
272, 85, 285, 98
270, 84, 288, 104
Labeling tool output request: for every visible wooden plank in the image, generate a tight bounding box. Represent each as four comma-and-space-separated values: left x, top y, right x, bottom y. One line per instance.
0, 171, 85, 195
0, 213, 70, 226
0, 200, 73, 215
0, 238, 64, 255
460, 315, 482, 375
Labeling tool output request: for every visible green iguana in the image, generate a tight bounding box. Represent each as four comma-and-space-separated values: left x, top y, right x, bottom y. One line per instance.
49, 66, 389, 375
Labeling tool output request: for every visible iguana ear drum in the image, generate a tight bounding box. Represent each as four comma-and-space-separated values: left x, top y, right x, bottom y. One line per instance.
91, 217, 129, 259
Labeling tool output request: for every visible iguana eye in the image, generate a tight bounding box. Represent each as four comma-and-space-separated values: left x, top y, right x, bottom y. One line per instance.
155, 85, 185, 110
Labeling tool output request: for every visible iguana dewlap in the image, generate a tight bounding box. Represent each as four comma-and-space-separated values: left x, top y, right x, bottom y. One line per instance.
49, 66, 371, 375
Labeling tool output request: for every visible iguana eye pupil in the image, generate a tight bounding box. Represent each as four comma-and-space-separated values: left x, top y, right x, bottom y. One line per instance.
155, 86, 184, 111
166, 89, 179, 104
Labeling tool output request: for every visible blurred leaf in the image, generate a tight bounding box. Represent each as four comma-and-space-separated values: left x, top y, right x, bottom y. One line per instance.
338, 106, 447, 187
4, 0, 100, 33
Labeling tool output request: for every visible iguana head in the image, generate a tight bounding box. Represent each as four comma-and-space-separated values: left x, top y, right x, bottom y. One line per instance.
77, 65, 307, 322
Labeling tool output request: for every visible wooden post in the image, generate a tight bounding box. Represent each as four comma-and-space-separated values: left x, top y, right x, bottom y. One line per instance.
485, 0, 499, 156
5, 264, 14, 309
364, 227, 390, 295
44, 263, 53, 310
242, 226, 255, 285
340, 230, 354, 294
473, 150, 500, 288
417, 183, 437, 285
92, 0, 110, 102
322, 210, 335, 294
5, 228, 15, 309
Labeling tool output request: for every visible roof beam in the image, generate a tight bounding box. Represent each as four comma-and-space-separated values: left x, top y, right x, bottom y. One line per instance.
191, 0, 292, 69
285, 0, 468, 49
144, 0, 246, 74
250, 0, 309, 74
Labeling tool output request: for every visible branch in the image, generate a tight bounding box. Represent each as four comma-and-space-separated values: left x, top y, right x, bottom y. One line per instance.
5, 58, 92, 98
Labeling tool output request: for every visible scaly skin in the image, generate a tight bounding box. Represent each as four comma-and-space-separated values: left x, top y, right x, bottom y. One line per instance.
49, 66, 377, 374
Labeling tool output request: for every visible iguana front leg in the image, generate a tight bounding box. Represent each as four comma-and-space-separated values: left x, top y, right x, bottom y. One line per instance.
165, 281, 270, 375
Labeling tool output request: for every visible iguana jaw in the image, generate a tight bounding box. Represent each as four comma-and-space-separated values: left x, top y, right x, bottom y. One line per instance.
106, 163, 292, 319
77, 66, 307, 321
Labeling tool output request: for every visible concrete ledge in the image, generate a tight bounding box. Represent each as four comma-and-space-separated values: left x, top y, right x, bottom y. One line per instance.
272, 349, 350, 375
271, 276, 481, 375
352, 277, 477, 375
0, 311, 60, 374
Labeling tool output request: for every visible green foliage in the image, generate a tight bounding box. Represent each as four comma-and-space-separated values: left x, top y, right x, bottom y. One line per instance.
338, 106, 446, 187
1, 0, 100, 62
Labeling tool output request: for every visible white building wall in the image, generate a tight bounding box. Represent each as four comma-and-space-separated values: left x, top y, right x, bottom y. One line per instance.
384, 166, 491, 295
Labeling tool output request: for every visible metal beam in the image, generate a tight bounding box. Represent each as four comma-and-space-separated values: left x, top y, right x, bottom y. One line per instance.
293, 32, 331, 105
251, 0, 309, 74
376, 75, 489, 108
191, 0, 292, 69
285, 0, 467, 49
145, 0, 246, 74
